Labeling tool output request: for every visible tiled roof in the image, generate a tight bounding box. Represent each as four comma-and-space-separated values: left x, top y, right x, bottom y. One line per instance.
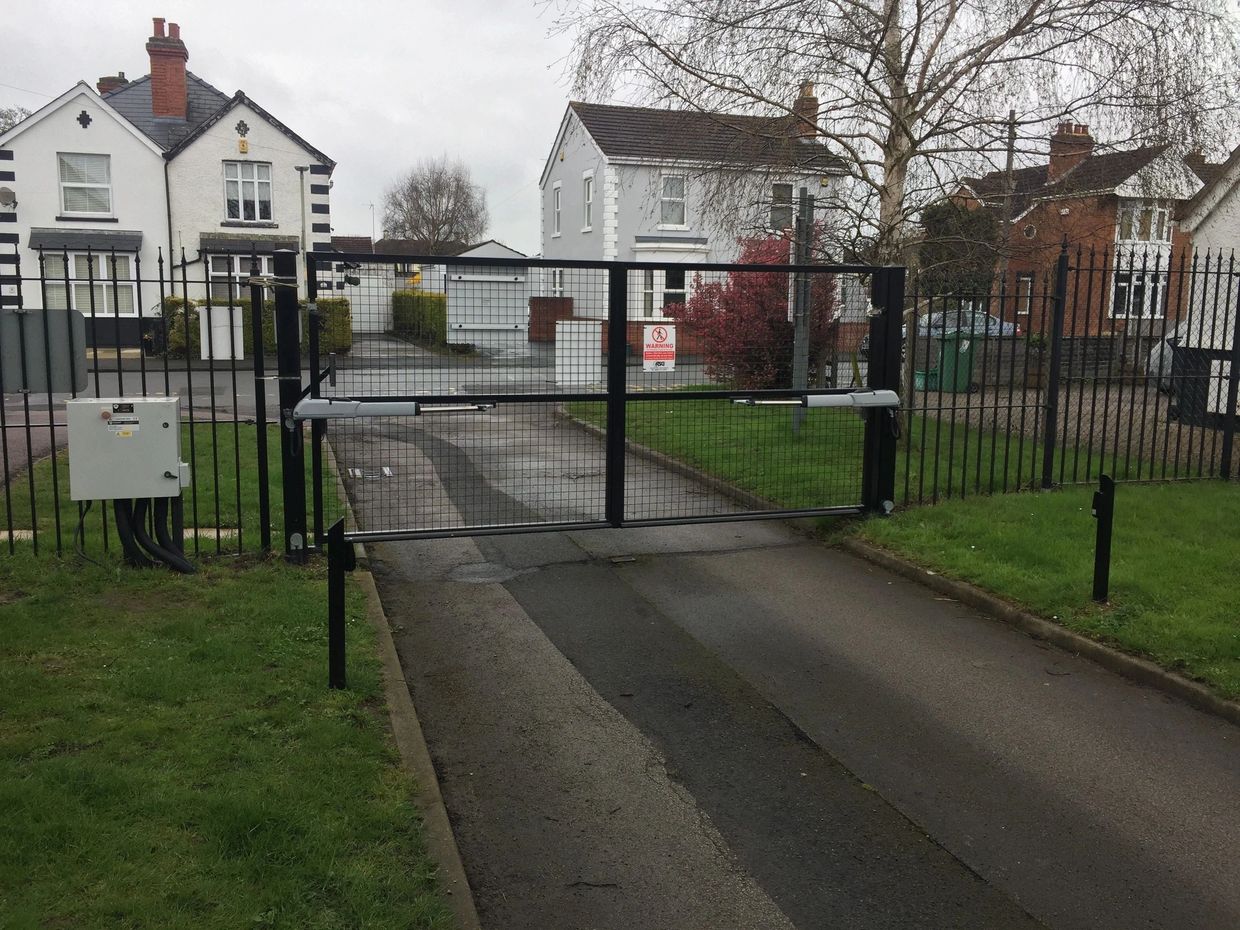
373, 238, 470, 257
103, 71, 229, 150
961, 145, 1173, 215
331, 236, 373, 253
569, 101, 847, 173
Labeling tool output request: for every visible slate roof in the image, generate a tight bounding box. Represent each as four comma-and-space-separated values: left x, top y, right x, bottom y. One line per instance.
331, 236, 373, 253
568, 101, 847, 173
373, 238, 470, 257
103, 71, 229, 150
960, 144, 1177, 215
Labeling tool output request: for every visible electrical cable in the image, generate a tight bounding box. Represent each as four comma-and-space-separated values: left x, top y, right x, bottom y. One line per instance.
153, 497, 196, 574
132, 498, 195, 575
113, 499, 155, 568
73, 500, 107, 569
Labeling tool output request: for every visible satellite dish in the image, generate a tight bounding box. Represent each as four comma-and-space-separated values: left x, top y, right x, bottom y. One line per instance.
0, 188, 15, 207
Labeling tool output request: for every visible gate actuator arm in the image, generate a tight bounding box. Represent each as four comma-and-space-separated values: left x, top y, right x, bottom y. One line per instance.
733, 389, 900, 410
293, 398, 495, 420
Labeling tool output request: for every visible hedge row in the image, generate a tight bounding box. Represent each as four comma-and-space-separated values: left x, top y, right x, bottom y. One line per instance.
392, 290, 447, 346
159, 296, 351, 358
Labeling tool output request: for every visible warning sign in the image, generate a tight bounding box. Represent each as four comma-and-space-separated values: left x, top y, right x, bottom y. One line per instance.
643, 324, 676, 372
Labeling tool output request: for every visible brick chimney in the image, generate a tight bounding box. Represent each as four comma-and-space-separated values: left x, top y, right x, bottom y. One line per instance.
793, 81, 818, 140
96, 71, 129, 96
1047, 122, 1094, 183
146, 17, 188, 120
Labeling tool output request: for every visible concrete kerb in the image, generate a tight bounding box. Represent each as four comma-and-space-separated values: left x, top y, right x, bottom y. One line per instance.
322, 441, 483, 930
840, 537, 1240, 729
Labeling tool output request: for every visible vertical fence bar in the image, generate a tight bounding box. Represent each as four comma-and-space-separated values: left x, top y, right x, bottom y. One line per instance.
249, 255, 272, 551
1219, 265, 1240, 478
0, 254, 17, 554
179, 251, 200, 557
35, 250, 64, 554
605, 265, 628, 526
307, 253, 325, 549
275, 248, 308, 560
1041, 240, 1069, 489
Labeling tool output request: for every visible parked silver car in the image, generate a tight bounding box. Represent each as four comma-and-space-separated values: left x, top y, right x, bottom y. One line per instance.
915, 310, 1020, 338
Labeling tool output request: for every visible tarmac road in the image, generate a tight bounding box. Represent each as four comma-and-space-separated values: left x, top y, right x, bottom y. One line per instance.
348, 405, 1240, 930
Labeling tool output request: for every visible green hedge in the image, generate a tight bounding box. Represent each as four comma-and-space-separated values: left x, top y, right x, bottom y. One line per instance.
160, 295, 352, 358
392, 290, 447, 346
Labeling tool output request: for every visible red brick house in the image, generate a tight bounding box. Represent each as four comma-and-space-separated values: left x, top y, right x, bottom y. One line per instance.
953, 124, 1212, 336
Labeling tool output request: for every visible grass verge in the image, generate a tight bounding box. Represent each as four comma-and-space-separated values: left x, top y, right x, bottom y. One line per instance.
857, 481, 1240, 699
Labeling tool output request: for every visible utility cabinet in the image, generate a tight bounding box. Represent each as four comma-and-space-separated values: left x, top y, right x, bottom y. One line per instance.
66, 397, 189, 501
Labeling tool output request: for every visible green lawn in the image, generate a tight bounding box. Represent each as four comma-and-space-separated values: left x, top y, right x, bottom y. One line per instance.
568, 399, 1141, 508
858, 481, 1240, 699
0, 424, 454, 928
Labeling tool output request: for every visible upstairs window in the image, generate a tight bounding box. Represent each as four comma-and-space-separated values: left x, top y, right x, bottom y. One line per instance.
552, 183, 562, 236
58, 153, 112, 215
1118, 200, 1171, 243
771, 183, 794, 230
582, 173, 594, 230
660, 174, 687, 226
224, 161, 272, 222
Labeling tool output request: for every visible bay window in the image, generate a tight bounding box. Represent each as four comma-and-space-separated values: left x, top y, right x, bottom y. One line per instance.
44, 252, 135, 316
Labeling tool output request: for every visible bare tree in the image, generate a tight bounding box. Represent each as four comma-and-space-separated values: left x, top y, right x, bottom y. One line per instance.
0, 106, 31, 134
552, 0, 1240, 261
382, 156, 489, 254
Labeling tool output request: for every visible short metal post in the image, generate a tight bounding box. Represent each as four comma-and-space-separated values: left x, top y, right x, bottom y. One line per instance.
273, 249, 308, 561
605, 267, 628, 527
1041, 239, 1069, 489
306, 253, 325, 548
791, 189, 812, 434
327, 517, 353, 689
1091, 474, 1115, 603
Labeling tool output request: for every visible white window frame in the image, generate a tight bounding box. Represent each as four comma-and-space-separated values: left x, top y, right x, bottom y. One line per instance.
1015, 273, 1034, 316
582, 171, 594, 232
662, 267, 687, 310
550, 268, 565, 297
43, 251, 137, 316
642, 269, 655, 315
552, 182, 562, 237
659, 173, 688, 229
1117, 199, 1172, 245
57, 153, 112, 217
209, 254, 274, 303
223, 161, 274, 223
1110, 269, 1166, 320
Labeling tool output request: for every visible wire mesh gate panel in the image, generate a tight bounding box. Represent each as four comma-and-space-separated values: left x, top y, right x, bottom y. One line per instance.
304, 252, 897, 540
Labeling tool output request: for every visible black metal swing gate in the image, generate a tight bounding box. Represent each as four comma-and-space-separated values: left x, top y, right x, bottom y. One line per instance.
271, 249, 904, 687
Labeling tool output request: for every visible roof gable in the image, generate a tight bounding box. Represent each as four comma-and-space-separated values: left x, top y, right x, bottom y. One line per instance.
164, 91, 334, 168
0, 81, 165, 156
566, 101, 846, 174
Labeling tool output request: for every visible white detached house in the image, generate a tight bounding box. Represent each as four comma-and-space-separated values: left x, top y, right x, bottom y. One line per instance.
0, 16, 334, 348
539, 85, 846, 319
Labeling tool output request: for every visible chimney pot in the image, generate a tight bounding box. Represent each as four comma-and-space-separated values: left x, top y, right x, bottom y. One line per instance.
793, 81, 819, 140
1048, 121, 1095, 182
146, 17, 189, 119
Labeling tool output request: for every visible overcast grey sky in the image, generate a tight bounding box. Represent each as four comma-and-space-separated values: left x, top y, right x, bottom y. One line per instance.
1, 0, 578, 255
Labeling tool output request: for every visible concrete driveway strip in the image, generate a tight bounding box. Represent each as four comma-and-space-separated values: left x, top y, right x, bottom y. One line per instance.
609, 538, 1240, 930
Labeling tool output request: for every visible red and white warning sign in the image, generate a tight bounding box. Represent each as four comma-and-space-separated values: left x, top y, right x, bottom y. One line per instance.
643, 324, 676, 372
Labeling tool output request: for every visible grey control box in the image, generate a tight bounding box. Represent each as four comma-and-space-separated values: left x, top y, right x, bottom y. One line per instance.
66, 397, 189, 501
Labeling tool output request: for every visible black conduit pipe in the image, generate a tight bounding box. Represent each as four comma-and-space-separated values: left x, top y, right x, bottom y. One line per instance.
113, 499, 155, 568
133, 498, 195, 575
154, 497, 196, 574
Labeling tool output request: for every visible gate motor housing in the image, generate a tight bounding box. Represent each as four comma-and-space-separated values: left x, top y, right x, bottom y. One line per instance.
67, 397, 189, 501
66, 397, 194, 573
